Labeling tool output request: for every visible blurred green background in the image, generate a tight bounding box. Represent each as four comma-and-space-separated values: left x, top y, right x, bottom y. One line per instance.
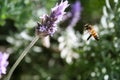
0, 0, 120, 80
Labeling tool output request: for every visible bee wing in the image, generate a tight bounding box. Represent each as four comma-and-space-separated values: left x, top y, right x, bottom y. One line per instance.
84, 30, 89, 34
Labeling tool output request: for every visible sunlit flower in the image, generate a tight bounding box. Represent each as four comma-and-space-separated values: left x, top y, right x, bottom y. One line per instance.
0, 52, 9, 77
36, 0, 69, 37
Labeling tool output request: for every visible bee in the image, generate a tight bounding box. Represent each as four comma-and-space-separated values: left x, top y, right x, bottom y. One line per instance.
84, 24, 99, 41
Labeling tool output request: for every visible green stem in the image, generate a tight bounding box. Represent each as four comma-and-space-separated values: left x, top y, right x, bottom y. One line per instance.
6, 36, 39, 80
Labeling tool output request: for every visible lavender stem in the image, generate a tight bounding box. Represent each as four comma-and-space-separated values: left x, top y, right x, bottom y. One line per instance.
6, 36, 39, 80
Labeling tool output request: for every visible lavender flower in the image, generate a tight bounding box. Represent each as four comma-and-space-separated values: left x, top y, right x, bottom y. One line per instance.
71, 0, 81, 16
0, 52, 9, 77
63, 0, 82, 28
36, 0, 69, 37
68, 0, 82, 28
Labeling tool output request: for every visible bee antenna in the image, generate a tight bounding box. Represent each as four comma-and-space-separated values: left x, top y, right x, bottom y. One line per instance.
84, 24, 89, 27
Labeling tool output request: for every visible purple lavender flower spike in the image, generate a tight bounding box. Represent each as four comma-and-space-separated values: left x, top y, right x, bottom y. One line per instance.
0, 52, 9, 76
51, 0, 69, 23
71, 0, 81, 16
36, 0, 69, 37
68, 0, 82, 28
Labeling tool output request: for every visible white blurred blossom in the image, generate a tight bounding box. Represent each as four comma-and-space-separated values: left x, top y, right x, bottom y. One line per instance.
58, 28, 80, 64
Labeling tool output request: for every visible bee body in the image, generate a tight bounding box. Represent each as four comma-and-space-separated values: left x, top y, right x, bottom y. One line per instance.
84, 24, 99, 41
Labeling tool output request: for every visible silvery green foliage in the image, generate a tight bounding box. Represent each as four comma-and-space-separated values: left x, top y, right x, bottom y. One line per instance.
101, 0, 120, 35
100, 0, 120, 51
89, 0, 120, 79
6, 31, 42, 57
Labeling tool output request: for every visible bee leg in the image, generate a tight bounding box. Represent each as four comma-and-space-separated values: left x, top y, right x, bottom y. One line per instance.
87, 34, 92, 40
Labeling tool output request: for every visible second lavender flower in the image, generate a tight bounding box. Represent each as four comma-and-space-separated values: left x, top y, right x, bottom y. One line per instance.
0, 52, 9, 79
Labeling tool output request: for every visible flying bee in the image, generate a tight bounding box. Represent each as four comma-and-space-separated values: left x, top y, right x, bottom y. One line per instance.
84, 24, 99, 41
